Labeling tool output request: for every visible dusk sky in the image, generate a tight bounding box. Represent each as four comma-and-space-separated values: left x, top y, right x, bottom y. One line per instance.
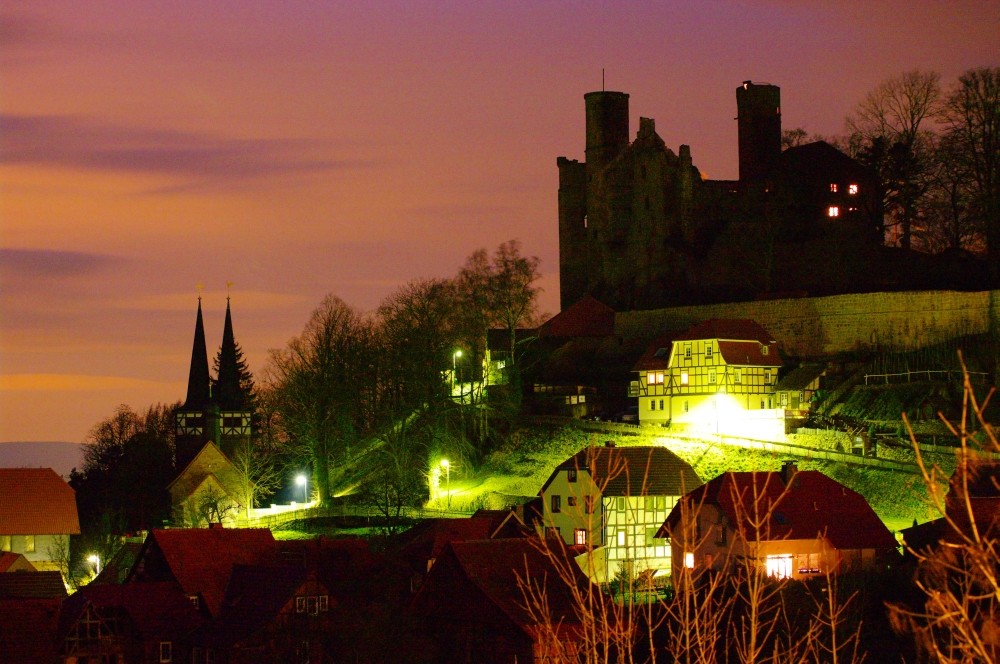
1, 1, 997, 447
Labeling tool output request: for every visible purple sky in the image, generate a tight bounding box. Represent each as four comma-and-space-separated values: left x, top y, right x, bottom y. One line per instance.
1, 0, 997, 444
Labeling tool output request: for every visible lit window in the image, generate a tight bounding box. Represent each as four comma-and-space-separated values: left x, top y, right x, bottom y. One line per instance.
574, 529, 587, 545
160, 642, 173, 663
766, 554, 794, 579
617, 530, 626, 546
762, 344, 769, 355
848, 183, 858, 195
681, 371, 689, 385
23, 535, 34, 553
551, 495, 561, 514
685, 552, 695, 569
828, 206, 840, 217
829, 183, 838, 193
567, 468, 577, 483
765, 370, 772, 384
647, 371, 664, 385
734, 370, 741, 383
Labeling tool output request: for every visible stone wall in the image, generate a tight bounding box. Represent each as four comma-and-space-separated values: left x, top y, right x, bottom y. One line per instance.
615, 290, 996, 357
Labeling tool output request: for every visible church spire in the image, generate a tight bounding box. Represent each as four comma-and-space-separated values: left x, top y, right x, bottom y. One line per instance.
183, 296, 211, 409
215, 294, 243, 410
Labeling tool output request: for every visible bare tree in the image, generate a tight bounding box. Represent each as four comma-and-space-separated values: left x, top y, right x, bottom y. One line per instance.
230, 435, 284, 519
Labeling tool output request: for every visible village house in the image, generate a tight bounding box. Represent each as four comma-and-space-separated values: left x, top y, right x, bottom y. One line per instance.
0, 468, 81, 574
661, 461, 898, 582
539, 443, 701, 583
630, 319, 784, 440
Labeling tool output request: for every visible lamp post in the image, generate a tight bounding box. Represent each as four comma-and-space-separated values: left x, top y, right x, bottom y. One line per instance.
296, 474, 308, 505
87, 554, 101, 576
440, 459, 451, 509
452, 350, 463, 398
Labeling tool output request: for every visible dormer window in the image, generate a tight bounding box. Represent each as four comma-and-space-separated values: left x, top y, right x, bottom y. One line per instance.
684, 344, 692, 359
828, 206, 840, 217
848, 183, 858, 195
705, 345, 713, 359
761, 345, 769, 356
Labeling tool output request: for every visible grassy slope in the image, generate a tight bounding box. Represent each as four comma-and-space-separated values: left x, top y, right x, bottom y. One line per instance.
438, 424, 948, 534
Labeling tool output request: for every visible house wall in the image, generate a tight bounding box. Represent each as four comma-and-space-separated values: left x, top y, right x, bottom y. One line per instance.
602, 494, 676, 580
541, 470, 604, 548
616, 290, 997, 357
0, 533, 68, 569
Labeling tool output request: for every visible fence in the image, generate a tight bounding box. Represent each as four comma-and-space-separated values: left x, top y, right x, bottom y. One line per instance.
864, 370, 989, 386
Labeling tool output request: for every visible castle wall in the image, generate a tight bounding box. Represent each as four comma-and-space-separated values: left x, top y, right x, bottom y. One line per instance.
615, 290, 995, 357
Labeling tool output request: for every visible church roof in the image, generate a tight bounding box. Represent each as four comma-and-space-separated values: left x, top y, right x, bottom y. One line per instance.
214, 297, 245, 411
183, 298, 211, 410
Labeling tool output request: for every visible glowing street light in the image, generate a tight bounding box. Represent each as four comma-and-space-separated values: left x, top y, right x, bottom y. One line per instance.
440, 458, 451, 508
452, 350, 463, 396
296, 474, 308, 505
87, 554, 101, 576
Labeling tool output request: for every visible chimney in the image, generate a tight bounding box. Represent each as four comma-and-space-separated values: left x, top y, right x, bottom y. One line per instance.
781, 460, 798, 485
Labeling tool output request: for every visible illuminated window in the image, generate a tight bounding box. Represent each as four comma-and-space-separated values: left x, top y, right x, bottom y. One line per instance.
734, 370, 741, 383
551, 495, 561, 513
680, 371, 689, 385
647, 371, 664, 385
617, 530, 626, 546
2, 535, 12, 552
766, 554, 794, 579
829, 183, 838, 193
708, 369, 717, 384
574, 529, 587, 545
828, 206, 840, 217
685, 552, 695, 569
567, 468, 577, 483
160, 642, 173, 663
765, 369, 772, 384
24, 535, 34, 553
848, 183, 858, 195
761, 345, 769, 356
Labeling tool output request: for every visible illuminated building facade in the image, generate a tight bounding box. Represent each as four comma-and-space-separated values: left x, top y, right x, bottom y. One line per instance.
631, 319, 783, 439
539, 444, 701, 582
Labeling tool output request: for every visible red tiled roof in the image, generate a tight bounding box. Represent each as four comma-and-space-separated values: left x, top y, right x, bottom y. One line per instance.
663, 470, 896, 551
631, 333, 678, 372
544, 445, 701, 498
61, 581, 204, 641
0, 552, 35, 573
0, 571, 66, 599
131, 528, 277, 616
538, 295, 616, 338
717, 340, 782, 367
0, 468, 80, 535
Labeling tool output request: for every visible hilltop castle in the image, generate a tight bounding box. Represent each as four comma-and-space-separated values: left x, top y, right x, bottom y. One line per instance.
175, 297, 253, 471
557, 81, 892, 312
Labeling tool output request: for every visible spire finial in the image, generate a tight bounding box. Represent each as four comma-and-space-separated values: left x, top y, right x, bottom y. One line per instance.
226, 280, 233, 302
196, 282, 204, 302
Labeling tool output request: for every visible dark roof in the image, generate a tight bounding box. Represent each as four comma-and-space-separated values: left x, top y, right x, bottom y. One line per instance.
167, 441, 244, 500
0, 571, 67, 599
673, 319, 776, 344
543, 445, 701, 498
91, 541, 143, 585
775, 363, 826, 391
663, 469, 896, 550
61, 581, 204, 642
416, 538, 592, 638
0, 468, 80, 535
632, 333, 680, 372
399, 517, 514, 573
129, 528, 277, 616
538, 295, 616, 338
717, 340, 783, 368
0, 598, 61, 662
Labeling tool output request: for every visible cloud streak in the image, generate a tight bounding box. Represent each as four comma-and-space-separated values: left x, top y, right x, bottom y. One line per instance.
0, 114, 374, 188
0, 248, 122, 279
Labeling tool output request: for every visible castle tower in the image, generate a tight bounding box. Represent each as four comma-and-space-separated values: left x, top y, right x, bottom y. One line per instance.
175, 297, 212, 472
557, 156, 589, 310
736, 81, 781, 189
214, 297, 252, 456
584, 91, 630, 182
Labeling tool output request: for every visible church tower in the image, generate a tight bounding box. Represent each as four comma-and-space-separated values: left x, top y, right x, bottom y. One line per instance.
175, 297, 213, 472
214, 296, 252, 457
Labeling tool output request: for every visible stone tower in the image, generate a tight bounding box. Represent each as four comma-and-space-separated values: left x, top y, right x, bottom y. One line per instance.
736, 81, 782, 190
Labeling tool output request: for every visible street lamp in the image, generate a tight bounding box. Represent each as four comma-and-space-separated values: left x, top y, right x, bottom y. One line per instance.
296, 474, 308, 505
87, 554, 101, 576
452, 350, 463, 397
440, 459, 451, 508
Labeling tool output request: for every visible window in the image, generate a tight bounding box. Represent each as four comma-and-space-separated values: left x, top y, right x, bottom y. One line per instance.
684, 344, 692, 359
705, 345, 713, 359
647, 371, 664, 385
766, 554, 794, 579
683, 401, 689, 413
848, 183, 858, 195
567, 468, 577, 483
567, 496, 577, 507
765, 369, 772, 384
296, 596, 306, 613
734, 369, 742, 383
319, 594, 329, 612
708, 369, 717, 384
650, 399, 656, 411
616, 497, 626, 511
716, 526, 727, 546
828, 206, 840, 217
307, 595, 319, 615
574, 529, 587, 545
617, 530, 626, 546
23, 535, 34, 553
584, 496, 595, 514
645, 527, 659, 546
0, 536, 9, 552
829, 183, 838, 193
680, 371, 689, 385
551, 495, 561, 513
160, 642, 173, 663
684, 552, 695, 569
659, 399, 664, 410
761, 344, 769, 356
187, 595, 200, 609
